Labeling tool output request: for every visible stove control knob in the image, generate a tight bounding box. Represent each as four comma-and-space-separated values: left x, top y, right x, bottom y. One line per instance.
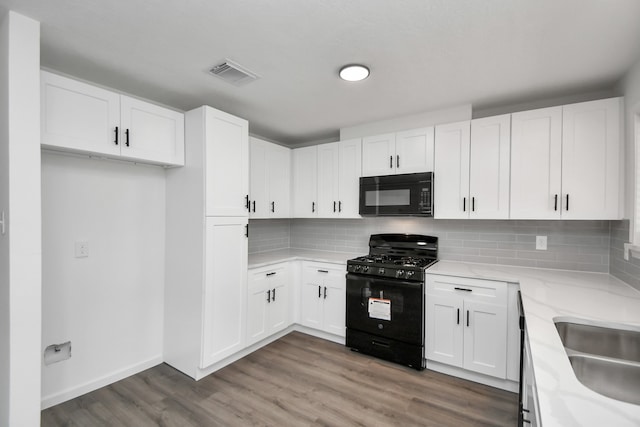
378, 268, 385, 275
355, 265, 361, 271
362, 266, 369, 273
396, 269, 405, 278
406, 271, 415, 278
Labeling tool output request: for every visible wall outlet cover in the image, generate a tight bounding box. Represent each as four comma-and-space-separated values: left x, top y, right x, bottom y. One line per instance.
536, 235, 548, 250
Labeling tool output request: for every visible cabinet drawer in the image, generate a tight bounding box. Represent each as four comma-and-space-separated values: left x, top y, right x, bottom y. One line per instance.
427, 274, 507, 304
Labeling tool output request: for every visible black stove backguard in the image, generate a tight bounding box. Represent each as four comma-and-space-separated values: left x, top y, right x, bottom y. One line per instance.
345, 234, 438, 370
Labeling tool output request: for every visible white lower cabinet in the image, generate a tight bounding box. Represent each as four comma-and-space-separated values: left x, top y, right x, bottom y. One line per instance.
300, 262, 346, 337
522, 327, 541, 426
426, 274, 508, 378
247, 263, 291, 346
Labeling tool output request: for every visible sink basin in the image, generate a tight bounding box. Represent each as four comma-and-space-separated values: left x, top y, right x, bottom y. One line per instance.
569, 355, 640, 406
555, 321, 640, 362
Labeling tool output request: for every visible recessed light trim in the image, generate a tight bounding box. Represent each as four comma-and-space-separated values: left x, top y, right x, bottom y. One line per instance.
339, 64, 370, 82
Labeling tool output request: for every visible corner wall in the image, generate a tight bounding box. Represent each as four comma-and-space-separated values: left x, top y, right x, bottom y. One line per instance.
0, 11, 42, 426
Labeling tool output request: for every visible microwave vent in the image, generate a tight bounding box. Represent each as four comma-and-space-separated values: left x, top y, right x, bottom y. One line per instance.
209, 59, 260, 86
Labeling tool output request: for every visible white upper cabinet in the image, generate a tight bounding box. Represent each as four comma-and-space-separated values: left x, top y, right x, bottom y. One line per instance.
292, 145, 319, 217
202, 107, 249, 217
511, 98, 623, 220
434, 116, 511, 219
510, 106, 563, 219
469, 114, 511, 219
362, 127, 434, 177
249, 137, 291, 218
561, 98, 623, 219
434, 121, 471, 219
41, 70, 184, 166
317, 139, 362, 218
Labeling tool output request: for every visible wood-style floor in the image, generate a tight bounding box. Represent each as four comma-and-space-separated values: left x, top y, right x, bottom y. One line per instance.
42, 332, 518, 426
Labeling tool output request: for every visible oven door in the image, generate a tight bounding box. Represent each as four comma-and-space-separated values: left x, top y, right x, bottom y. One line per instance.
346, 273, 424, 345
359, 172, 432, 216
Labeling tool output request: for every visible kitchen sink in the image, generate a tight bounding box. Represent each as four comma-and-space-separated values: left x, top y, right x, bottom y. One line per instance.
555, 320, 640, 405
555, 321, 640, 362
568, 355, 640, 406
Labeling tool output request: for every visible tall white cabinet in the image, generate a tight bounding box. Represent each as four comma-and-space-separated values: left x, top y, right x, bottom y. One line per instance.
165, 106, 249, 380
291, 146, 319, 217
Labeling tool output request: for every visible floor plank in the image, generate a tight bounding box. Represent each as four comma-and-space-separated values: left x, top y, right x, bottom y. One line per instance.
42, 332, 518, 426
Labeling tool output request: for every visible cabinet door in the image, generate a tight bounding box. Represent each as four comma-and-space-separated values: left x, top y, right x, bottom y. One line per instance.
426, 294, 464, 367
362, 133, 396, 177
246, 279, 269, 346
204, 107, 249, 217
434, 121, 471, 219
561, 98, 622, 219
249, 137, 268, 218
201, 217, 248, 368
41, 70, 120, 156
292, 146, 318, 217
120, 95, 185, 166
337, 138, 362, 218
395, 127, 434, 174
300, 275, 324, 330
321, 268, 346, 337
317, 142, 340, 217
469, 115, 511, 219
268, 273, 290, 334
267, 143, 291, 218
510, 107, 562, 219
463, 300, 507, 378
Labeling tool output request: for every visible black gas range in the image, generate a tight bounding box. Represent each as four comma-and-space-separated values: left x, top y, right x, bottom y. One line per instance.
345, 234, 438, 370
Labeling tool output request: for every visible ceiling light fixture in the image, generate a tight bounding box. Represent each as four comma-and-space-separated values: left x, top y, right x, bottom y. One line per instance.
339, 64, 370, 82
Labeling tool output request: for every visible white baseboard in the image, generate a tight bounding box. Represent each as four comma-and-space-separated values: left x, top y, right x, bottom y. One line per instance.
426, 360, 519, 393
40, 355, 163, 410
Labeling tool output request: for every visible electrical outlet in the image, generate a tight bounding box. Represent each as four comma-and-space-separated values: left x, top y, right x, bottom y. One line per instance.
536, 236, 547, 251
75, 241, 89, 258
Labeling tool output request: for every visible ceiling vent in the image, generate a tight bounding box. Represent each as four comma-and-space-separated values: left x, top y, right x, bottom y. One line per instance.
209, 59, 260, 86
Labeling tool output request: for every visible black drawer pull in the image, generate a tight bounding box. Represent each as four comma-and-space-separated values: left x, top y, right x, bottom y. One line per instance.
454, 287, 472, 292
318, 269, 329, 273
372, 340, 390, 348
266, 272, 276, 277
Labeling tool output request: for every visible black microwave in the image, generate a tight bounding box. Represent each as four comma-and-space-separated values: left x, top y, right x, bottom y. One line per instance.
359, 172, 433, 216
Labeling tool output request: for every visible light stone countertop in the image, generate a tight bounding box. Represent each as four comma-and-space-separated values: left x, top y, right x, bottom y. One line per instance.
427, 260, 640, 427
248, 248, 360, 269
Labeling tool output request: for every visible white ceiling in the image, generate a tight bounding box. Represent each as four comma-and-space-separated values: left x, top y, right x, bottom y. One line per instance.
2, 0, 640, 145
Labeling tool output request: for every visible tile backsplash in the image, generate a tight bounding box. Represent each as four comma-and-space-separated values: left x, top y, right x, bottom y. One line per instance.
610, 220, 640, 291
250, 217, 612, 273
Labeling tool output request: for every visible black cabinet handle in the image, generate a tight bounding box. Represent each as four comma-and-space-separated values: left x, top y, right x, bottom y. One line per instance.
324, 286, 327, 299
554, 194, 558, 211
267, 289, 271, 303
271, 201, 275, 213
252, 200, 255, 212
312, 202, 315, 213
245, 195, 250, 210
396, 155, 400, 169
333, 201, 336, 212
318, 269, 329, 273
463, 197, 466, 212
266, 272, 276, 277
472, 197, 475, 212
566, 194, 569, 211
454, 287, 472, 292
245, 224, 248, 238
272, 288, 276, 301
389, 155, 393, 168
466, 310, 470, 327
338, 201, 342, 212
114, 126, 119, 145
318, 285, 321, 298
125, 129, 130, 147
457, 308, 460, 325
372, 340, 390, 348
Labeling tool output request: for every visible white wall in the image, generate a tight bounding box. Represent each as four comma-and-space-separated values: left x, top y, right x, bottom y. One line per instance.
0, 11, 42, 427
339, 104, 472, 140
618, 59, 640, 226
41, 152, 166, 408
